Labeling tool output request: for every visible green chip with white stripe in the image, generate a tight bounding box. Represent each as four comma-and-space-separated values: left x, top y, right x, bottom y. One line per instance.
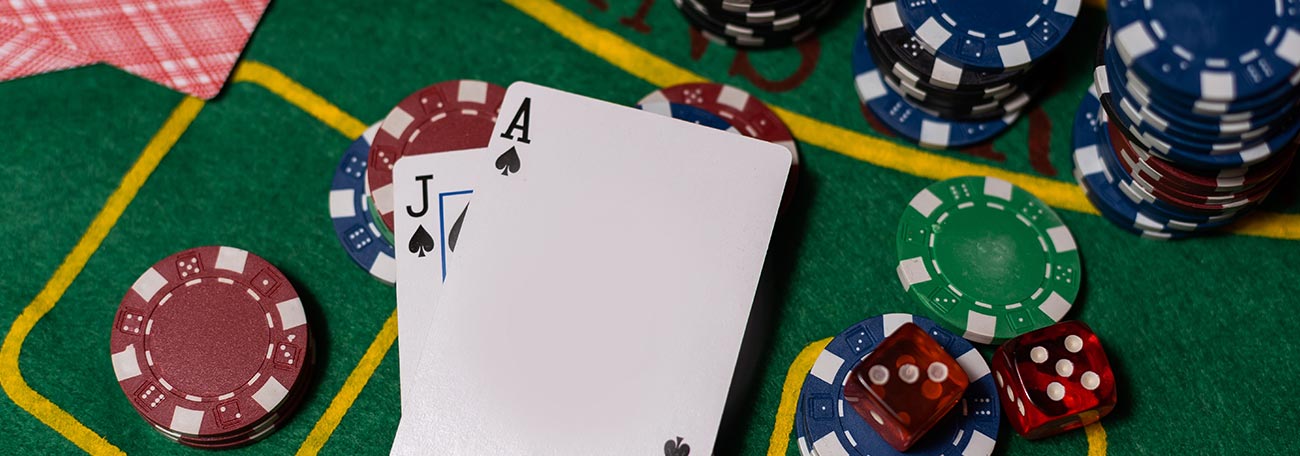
895, 176, 1081, 344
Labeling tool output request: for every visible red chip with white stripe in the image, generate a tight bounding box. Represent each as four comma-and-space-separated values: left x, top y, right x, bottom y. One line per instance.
110, 246, 309, 438
367, 80, 507, 233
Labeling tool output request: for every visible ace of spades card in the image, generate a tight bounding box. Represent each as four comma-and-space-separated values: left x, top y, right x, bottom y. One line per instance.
390, 82, 791, 455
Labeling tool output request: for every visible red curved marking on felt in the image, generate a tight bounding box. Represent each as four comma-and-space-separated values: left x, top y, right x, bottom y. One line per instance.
1028, 108, 1057, 176
688, 27, 709, 60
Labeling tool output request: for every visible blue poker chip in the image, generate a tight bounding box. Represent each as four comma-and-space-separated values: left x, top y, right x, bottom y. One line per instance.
1109, 28, 1300, 117
1104, 49, 1282, 144
798, 313, 999, 456
1105, 42, 1299, 138
1109, 0, 1300, 104
895, 0, 1078, 70
330, 123, 397, 285
1100, 40, 1300, 153
852, 30, 1016, 149
1072, 86, 1221, 239
636, 102, 739, 133
1095, 64, 1299, 170
1073, 167, 1187, 241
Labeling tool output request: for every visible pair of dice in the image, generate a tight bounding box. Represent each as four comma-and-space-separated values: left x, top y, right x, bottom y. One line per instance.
845, 321, 1116, 450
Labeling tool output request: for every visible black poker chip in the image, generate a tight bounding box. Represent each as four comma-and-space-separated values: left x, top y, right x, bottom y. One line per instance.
672, 0, 835, 49
855, 0, 1058, 125
865, 0, 1029, 93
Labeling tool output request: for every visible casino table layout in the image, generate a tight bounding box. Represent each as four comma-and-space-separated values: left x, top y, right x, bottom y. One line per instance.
2, 1, 1299, 455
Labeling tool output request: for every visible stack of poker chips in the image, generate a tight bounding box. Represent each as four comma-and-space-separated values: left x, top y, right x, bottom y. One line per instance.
853, 0, 1079, 149
111, 246, 314, 448
1073, 1, 1300, 239
670, 0, 835, 49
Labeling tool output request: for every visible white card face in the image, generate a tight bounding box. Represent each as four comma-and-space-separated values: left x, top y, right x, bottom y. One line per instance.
392, 147, 490, 412
390, 82, 791, 456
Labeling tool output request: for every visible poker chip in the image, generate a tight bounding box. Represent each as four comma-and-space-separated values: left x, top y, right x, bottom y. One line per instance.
850, 0, 1073, 149
111, 246, 312, 447
1107, 123, 1292, 215
1109, 45, 1300, 138
1100, 41, 1292, 144
1072, 17, 1300, 238
1072, 87, 1225, 239
797, 313, 999, 456
636, 101, 738, 133
150, 360, 312, 449
367, 192, 395, 246
866, 25, 1038, 123
794, 405, 813, 456
1110, 120, 1296, 195
1108, 0, 1300, 104
851, 0, 1075, 148
670, 0, 834, 49
331, 123, 397, 285
895, 0, 1078, 71
1097, 53, 1298, 169
895, 176, 1079, 344
878, 56, 1035, 122
853, 28, 1018, 149
866, 1, 1027, 93
368, 80, 506, 233
1096, 115, 1263, 224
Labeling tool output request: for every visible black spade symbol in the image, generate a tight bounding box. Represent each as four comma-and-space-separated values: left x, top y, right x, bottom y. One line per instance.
408, 225, 435, 257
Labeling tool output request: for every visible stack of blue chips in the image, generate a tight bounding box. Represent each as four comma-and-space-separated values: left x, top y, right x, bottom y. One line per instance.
1074, 1, 1300, 239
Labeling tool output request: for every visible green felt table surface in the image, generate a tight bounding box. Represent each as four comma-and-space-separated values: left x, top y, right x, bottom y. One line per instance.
2, 1, 1299, 454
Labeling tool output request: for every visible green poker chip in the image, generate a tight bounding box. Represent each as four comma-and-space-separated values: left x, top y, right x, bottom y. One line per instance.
895, 176, 1081, 344
367, 192, 395, 245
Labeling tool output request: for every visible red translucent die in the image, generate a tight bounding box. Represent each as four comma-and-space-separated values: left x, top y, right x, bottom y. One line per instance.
843, 323, 969, 451
992, 321, 1117, 439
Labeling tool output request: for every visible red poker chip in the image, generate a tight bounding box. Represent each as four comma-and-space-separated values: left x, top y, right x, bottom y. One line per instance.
111, 246, 310, 439
367, 80, 507, 232
639, 83, 800, 210
1107, 119, 1295, 195
1107, 122, 1293, 214
152, 341, 315, 448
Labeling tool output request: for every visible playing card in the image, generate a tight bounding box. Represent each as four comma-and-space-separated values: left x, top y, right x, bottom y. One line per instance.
0, 0, 272, 99
390, 82, 792, 455
391, 147, 491, 412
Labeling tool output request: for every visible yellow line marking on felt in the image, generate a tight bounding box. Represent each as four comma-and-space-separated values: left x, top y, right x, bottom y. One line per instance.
1086, 422, 1108, 456
508, 0, 1300, 240
296, 310, 399, 456
765, 337, 829, 456
505, 0, 705, 88
232, 61, 368, 139
0, 96, 204, 455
